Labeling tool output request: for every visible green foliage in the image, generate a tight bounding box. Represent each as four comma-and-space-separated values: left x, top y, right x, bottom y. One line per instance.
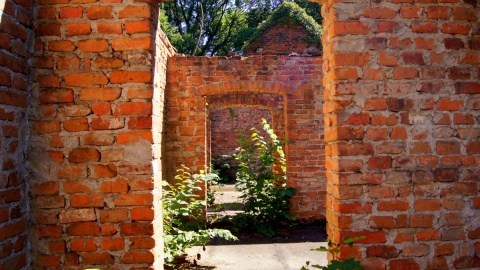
301, 236, 366, 270
161, 0, 248, 56
231, 118, 296, 236
163, 166, 237, 263
243, 1, 323, 50
161, 0, 323, 55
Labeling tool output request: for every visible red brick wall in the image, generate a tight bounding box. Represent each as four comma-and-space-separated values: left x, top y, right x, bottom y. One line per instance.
166, 55, 326, 219
210, 107, 272, 159
29, 0, 175, 268
320, 0, 480, 268
0, 0, 32, 266
244, 19, 322, 55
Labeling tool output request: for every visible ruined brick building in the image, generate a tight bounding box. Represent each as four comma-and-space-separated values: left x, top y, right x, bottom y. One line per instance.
0, 0, 479, 269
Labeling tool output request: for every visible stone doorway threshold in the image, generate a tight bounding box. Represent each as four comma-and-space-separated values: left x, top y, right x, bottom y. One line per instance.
189, 184, 328, 270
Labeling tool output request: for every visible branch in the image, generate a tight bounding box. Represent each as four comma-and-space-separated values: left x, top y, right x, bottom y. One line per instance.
193, 3, 204, 55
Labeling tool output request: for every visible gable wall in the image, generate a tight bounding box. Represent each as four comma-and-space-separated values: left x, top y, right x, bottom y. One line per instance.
245, 20, 321, 55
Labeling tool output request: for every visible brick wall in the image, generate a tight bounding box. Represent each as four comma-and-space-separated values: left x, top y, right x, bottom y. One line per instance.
320, 0, 480, 268
166, 55, 326, 219
244, 19, 322, 56
0, 0, 32, 267
210, 107, 272, 160
28, 0, 175, 268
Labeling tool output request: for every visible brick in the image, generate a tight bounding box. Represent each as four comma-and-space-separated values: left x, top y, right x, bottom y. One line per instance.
67, 222, 100, 236
129, 237, 155, 250
70, 194, 104, 207
92, 102, 111, 115
34, 120, 61, 133
125, 20, 151, 33
31, 181, 59, 195
67, 23, 91, 35
59, 209, 96, 223
466, 142, 480, 154
118, 6, 152, 19
120, 251, 154, 264
455, 83, 480, 94
100, 238, 124, 251
442, 22, 472, 35
434, 168, 459, 182
63, 180, 91, 194
393, 67, 417, 80
90, 164, 117, 178
63, 118, 89, 132
453, 7, 478, 21
112, 37, 151, 51
417, 229, 440, 241
36, 23, 61, 36
86, 6, 113, 19
80, 88, 121, 101
57, 57, 80, 70
114, 194, 153, 206
330, 21, 369, 37
120, 223, 153, 236
400, 7, 422, 18
453, 256, 480, 269
403, 245, 429, 257
414, 199, 441, 212
70, 238, 97, 252
64, 72, 108, 86
99, 209, 128, 223
410, 214, 434, 228
131, 208, 153, 221
48, 40, 75, 52
59, 105, 91, 117
427, 6, 448, 19
378, 200, 409, 211
110, 71, 153, 83
113, 102, 152, 115
411, 21, 437, 33
91, 117, 124, 130
83, 133, 114, 146
58, 164, 87, 179
93, 57, 124, 69
68, 148, 100, 163
437, 98, 463, 111
78, 39, 109, 52
97, 22, 123, 34
60, 6, 83, 18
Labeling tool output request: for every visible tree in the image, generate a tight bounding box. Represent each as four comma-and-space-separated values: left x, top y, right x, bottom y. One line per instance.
161, 0, 322, 56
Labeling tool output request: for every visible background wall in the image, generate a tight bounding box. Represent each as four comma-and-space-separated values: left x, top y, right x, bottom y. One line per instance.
320, 0, 480, 268
0, 0, 32, 267
166, 55, 326, 219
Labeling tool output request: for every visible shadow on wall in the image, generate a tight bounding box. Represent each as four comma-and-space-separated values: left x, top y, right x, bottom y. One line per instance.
210, 107, 273, 183
0, 0, 32, 267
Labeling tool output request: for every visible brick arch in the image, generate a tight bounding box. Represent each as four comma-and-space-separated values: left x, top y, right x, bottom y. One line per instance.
198, 80, 292, 97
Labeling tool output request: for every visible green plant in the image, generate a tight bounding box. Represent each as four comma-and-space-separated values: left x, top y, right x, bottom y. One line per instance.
302, 236, 365, 270
231, 118, 296, 236
163, 165, 237, 264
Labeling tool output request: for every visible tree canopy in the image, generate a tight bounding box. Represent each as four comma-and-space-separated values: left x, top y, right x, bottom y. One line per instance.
160, 0, 322, 56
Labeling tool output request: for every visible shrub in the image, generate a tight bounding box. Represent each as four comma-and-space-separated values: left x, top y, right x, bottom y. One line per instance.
163, 166, 237, 264
231, 118, 296, 236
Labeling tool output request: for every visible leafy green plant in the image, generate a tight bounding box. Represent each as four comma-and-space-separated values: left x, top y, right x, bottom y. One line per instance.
163, 166, 237, 264
302, 236, 365, 270
231, 118, 296, 236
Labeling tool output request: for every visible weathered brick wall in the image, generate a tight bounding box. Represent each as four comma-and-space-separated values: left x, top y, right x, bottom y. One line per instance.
166, 55, 326, 219
0, 0, 32, 267
29, 0, 175, 268
320, 0, 480, 268
210, 107, 272, 160
245, 19, 322, 55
